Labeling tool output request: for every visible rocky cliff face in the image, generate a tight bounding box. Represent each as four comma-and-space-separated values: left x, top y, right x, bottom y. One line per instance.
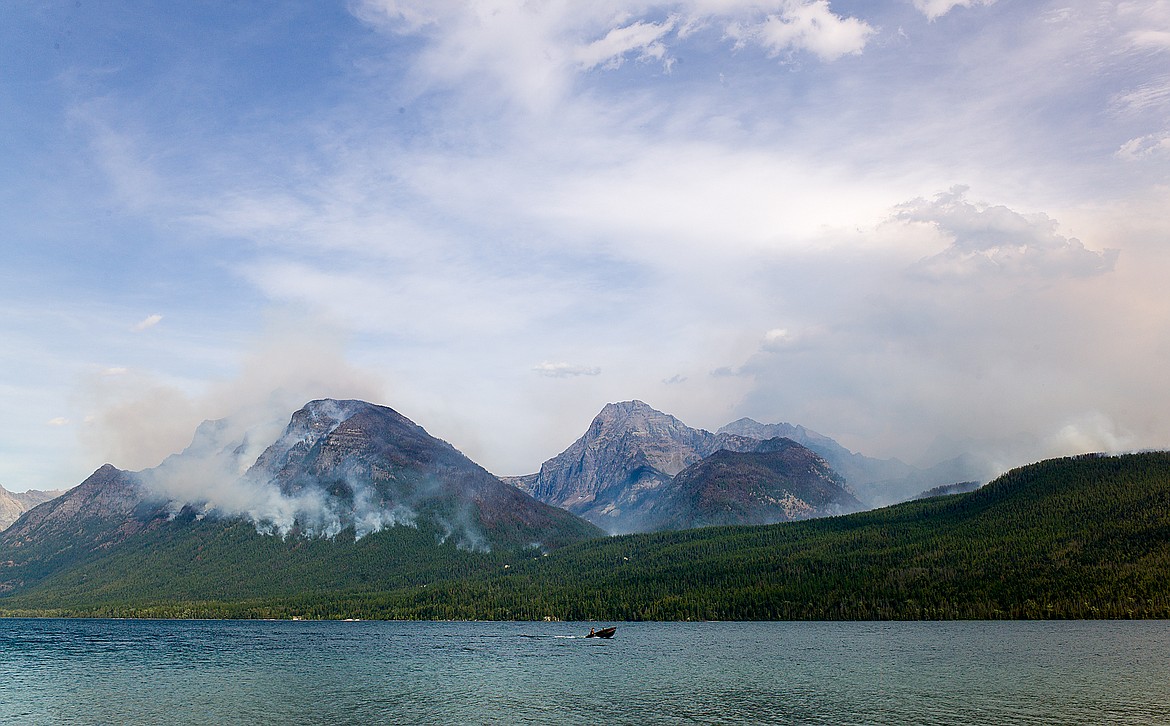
646, 438, 864, 530
514, 400, 758, 533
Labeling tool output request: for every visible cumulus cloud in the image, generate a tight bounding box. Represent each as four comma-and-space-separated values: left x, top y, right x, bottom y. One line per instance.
894, 186, 1119, 280
533, 361, 602, 378
912, 0, 995, 21
131, 314, 163, 332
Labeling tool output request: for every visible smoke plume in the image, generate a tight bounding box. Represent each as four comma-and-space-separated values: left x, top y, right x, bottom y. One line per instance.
78, 316, 448, 539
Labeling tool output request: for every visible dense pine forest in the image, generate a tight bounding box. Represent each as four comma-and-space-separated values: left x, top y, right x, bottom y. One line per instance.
3, 452, 1170, 620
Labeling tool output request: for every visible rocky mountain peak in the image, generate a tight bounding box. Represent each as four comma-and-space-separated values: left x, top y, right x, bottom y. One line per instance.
249, 399, 383, 482
591, 400, 692, 438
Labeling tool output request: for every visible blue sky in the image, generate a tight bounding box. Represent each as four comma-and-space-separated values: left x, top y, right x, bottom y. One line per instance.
3, 0, 1169, 491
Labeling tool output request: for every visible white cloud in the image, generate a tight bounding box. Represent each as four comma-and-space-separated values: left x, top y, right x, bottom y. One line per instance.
533, 362, 602, 378
760, 328, 799, 353
1110, 78, 1170, 115
731, 1, 875, 61
575, 18, 676, 70
1130, 29, 1170, 49
762, 328, 793, 346
351, 0, 447, 32
1117, 132, 1170, 160
47, 417, 71, 427
912, 0, 995, 21
131, 314, 163, 332
894, 187, 1119, 280
1119, 0, 1170, 51
352, 1, 876, 108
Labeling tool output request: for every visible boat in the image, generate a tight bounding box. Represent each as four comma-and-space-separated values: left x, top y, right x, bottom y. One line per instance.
586, 626, 616, 639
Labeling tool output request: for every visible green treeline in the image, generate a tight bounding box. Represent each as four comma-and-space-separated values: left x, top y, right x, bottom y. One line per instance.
4, 452, 1170, 620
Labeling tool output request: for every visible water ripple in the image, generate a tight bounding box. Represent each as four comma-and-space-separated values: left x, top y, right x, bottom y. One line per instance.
2, 620, 1169, 725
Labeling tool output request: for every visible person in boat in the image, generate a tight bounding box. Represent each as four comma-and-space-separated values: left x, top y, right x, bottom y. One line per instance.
588, 628, 595, 637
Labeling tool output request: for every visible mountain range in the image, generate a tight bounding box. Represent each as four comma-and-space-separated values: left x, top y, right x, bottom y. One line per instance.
2, 398, 994, 550
717, 418, 995, 505
507, 399, 985, 532
506, 401, 765, 533
0, 396, 1003, 609
5, 450, 1170, 620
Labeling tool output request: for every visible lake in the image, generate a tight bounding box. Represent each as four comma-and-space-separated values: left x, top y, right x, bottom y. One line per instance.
2, 619, 1168, 724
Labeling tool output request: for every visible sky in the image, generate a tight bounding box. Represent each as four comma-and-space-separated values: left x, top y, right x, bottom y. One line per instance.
2, 0, 1169, 492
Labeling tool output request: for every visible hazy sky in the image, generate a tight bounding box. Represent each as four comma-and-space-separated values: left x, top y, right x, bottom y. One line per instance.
3, 0, 1168, 491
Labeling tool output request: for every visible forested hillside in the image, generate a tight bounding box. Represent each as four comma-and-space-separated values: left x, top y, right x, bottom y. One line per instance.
3, 452, 1169, 620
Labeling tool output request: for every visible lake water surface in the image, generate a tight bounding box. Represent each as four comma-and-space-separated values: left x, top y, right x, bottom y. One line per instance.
2, 619, 1168, 724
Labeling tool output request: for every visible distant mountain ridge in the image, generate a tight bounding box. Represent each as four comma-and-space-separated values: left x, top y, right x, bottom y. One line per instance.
717, 418, 996, 505
511, 402, 996, 531
509, 400, 762, 533
509, 401, 870, 533
646, 438, 864, 530
0, 485, 63, 531
717, 419, 914, 491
